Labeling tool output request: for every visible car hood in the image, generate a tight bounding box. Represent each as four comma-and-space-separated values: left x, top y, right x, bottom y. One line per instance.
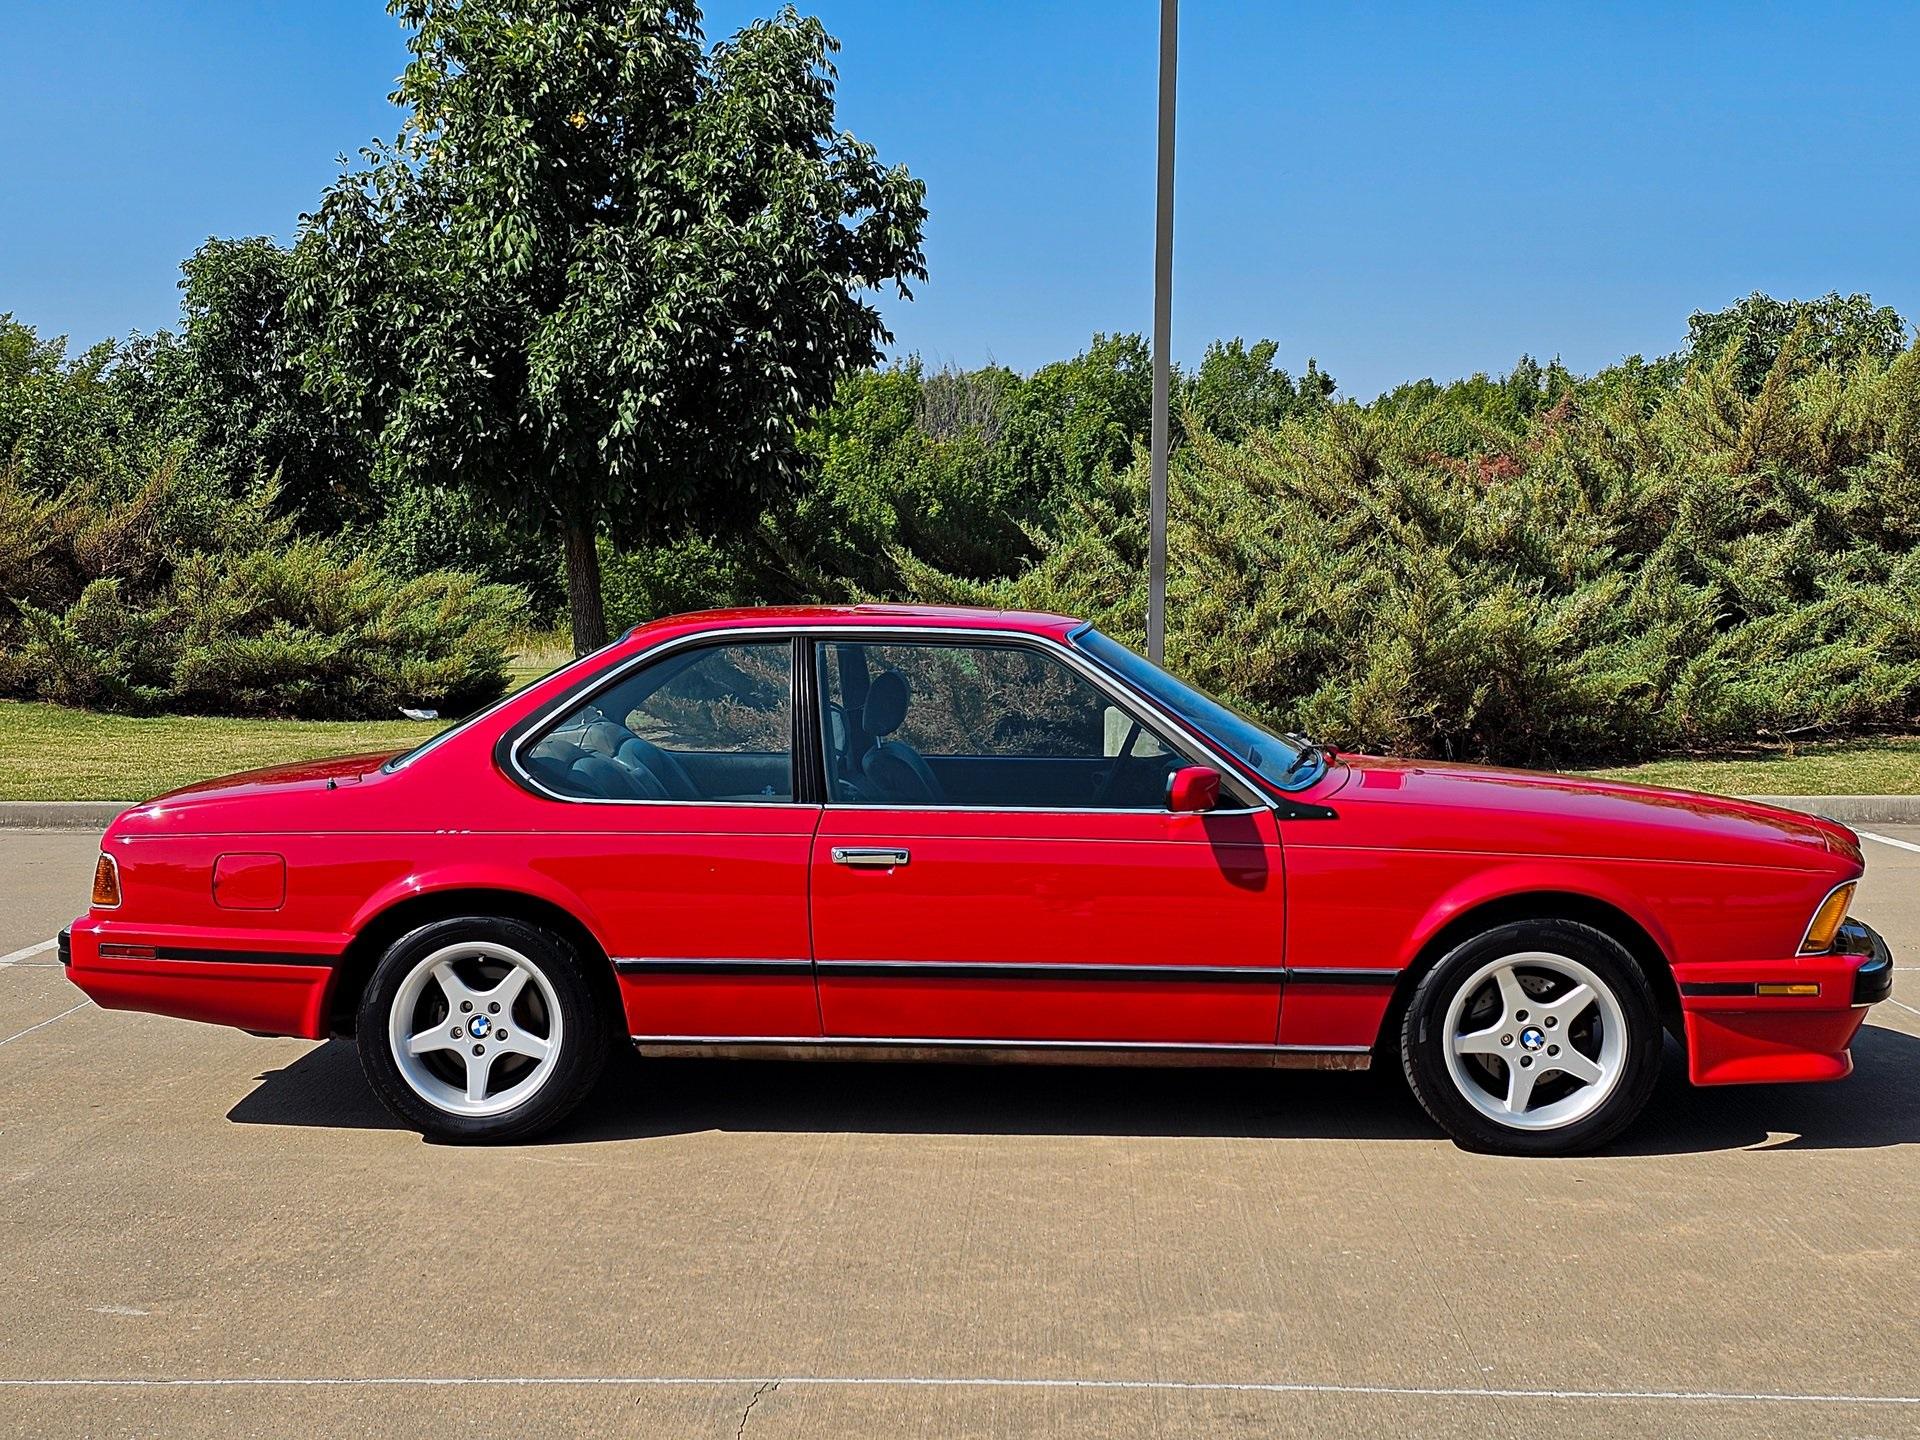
1320, 754, 1860, 865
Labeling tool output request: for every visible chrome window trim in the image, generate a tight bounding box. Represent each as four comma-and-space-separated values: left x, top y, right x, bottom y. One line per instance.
506, 621, 1276, 813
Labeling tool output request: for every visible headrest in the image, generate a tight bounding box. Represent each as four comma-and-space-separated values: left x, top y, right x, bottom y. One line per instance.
862, 669, 910, 738
580, 720, 633, 756
530, 738, 588, 767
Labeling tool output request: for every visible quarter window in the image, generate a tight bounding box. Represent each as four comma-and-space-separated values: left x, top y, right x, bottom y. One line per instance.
522, 642, 793, 802
816, 640, 1195, 809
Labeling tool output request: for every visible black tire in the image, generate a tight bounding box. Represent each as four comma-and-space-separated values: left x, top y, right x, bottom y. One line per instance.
1400, 919, 1662, 1156
355, 916, 613, 1143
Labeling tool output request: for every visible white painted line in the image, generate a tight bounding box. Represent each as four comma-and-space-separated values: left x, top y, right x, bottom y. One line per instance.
0, 1375, 1912, 1407
0, 938, 56, 968
1858, 829, 1920, 855
0, 1000, 90, 1049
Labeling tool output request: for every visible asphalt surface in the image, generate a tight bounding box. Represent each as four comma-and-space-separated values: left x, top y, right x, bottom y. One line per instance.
2, 828, 1918, 1439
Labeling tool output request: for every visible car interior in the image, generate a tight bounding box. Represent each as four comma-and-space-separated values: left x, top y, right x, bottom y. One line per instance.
522, 643, 794, 802
518, 637, 1202, 810
817, 641, 1194, 810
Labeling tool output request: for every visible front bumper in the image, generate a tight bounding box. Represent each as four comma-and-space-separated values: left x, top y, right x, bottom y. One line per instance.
1839, 919, 1893, 1005
1677, 920, 1894, 1086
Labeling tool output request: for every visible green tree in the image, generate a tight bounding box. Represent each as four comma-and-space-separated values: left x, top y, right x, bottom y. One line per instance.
152, 237, 373, 528
291, 0, 926, 653
1182, 338, 1334, 441
1685, 291, 1908, 393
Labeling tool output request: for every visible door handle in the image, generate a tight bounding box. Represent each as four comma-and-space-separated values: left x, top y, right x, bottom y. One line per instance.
832, 846, 911, 869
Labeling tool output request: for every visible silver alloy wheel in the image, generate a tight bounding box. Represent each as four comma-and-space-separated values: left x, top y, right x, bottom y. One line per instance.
387, 941, 563, 1118
1440, 950, 1627, 1132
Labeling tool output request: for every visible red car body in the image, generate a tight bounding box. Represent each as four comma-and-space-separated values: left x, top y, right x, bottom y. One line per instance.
64, 604, 1890, 1105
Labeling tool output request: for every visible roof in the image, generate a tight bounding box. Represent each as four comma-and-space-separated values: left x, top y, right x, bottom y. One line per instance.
625, 603, 1086, 643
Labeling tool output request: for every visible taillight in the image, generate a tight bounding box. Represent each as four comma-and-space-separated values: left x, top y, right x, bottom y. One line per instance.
91, 852, 122, 909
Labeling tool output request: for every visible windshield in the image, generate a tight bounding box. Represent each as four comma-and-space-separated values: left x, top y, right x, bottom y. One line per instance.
1073, 627, 1322, 791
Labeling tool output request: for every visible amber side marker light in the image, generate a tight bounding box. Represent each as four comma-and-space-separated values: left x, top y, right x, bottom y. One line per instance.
91, 852, 121, 909
1757, 983, 1821, 997
1798, 882, 1856, 955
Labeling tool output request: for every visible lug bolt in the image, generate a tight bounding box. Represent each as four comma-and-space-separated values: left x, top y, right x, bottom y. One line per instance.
1501, 1035, 1513, 1046
460, 1001, 472, 1013
1520, 1055, 1534, 1068
471, 1044, 484, 1056
488, 1002, 500, 1014
497, 1029, 509, 1040
1545, 1017, 1557, 1029
450, 1027, 462, 1039
1515, 1010, 1528, 1021
1547, 1044, 1560, 1056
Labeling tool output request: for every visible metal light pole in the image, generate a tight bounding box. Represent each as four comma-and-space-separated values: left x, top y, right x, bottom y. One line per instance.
1147, 0, 1177, 664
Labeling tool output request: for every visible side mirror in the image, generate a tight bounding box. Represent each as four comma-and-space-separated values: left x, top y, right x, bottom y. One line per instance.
1165, 765, 1221, 813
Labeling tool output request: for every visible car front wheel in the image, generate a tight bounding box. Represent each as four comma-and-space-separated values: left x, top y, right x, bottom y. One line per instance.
1400, 919, 1662, 1155
356, 916, 612, 1142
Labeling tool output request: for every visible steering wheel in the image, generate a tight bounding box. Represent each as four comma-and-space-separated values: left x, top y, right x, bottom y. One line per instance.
1092, 721, 1142, 807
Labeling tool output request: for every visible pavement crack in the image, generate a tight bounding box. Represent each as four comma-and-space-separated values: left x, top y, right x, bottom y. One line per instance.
735, 1379, 777, 1439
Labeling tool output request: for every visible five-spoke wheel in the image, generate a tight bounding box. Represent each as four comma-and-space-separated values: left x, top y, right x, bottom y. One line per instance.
389, 941, 563, 1116
1402, 919, 1662, 1155
357, 916, 611, 1142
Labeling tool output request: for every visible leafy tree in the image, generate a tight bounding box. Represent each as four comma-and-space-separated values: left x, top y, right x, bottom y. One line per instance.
0, 318, 136, 496
1182, 338, 1334, 440
139, 238, 375, 528
1685, 291, 1908, 394
291, 0, 926, 653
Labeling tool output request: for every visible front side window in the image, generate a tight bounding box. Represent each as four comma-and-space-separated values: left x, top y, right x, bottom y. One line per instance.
521, 641, 793, 802
816, 639, 1195, 809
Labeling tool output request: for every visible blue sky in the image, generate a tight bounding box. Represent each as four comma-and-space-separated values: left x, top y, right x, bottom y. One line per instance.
3, 2, 1916, 398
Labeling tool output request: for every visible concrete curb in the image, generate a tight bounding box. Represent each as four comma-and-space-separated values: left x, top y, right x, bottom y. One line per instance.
0, 801, 131, 832
1, 794, 1917, 832
1749, 795, 1920, 825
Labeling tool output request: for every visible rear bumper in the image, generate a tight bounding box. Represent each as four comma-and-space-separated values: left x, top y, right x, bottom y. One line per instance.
1677, 920, 1894, 1086
62, 917, 339, 1039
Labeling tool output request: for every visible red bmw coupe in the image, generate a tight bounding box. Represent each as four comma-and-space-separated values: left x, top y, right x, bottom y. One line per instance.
63, 605, 1892, 1154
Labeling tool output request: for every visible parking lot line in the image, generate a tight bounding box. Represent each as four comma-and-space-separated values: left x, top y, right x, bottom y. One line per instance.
0, 1374, 1914, 1408
0, 999, 89, 1049
1859, 829, 1920, 854
0, 938, 56, 968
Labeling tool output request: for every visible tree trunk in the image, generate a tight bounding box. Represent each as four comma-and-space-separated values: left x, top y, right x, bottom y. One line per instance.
561, 504, 609, 656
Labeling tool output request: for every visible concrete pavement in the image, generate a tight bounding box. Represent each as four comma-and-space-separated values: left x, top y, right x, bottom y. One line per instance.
2, 829, 1917, 1438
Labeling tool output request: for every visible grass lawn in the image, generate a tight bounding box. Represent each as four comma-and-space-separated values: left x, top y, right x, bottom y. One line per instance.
1583, 736, 1920, 795
0, 632, 583, 803
0, 701, 439, 803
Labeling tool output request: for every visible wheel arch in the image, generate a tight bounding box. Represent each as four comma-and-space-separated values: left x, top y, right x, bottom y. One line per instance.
325, 886, 622, 1036
1374, 888, 1682, 1058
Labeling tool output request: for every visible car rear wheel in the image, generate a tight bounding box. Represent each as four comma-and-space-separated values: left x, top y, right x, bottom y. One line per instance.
1400, 919, 1662, 1155
356, 916, 612, 1142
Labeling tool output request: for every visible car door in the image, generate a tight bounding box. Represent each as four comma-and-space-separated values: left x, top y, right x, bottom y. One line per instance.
509, 634, 822, 1039
807, 635, 1286, 1046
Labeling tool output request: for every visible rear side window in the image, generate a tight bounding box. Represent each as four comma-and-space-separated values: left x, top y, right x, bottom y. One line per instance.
521, 642, 793, 802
